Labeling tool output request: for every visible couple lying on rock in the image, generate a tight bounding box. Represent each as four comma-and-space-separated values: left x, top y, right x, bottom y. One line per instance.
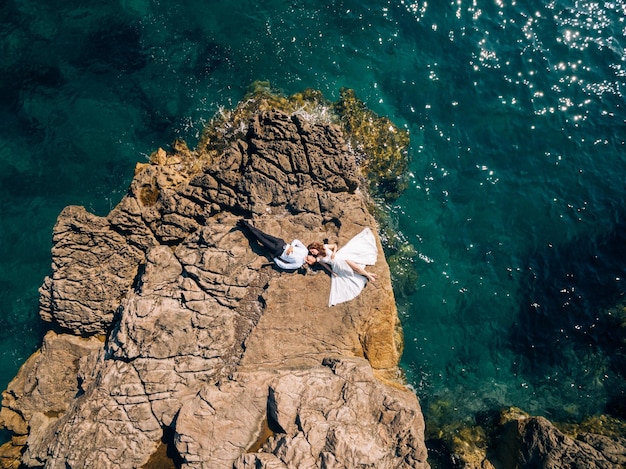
238, 220, 377, 306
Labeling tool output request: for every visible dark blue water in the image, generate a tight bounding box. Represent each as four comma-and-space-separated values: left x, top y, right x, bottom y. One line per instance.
1, 0, 624, 430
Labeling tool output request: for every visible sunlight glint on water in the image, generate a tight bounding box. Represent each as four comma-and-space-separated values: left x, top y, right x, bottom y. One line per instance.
0, 0, 624, 429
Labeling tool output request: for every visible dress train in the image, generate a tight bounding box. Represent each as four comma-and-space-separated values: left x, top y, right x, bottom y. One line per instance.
322, 228, 378, 306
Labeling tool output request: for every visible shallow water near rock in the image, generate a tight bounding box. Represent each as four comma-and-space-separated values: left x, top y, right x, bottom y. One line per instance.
1, 0, 624, 442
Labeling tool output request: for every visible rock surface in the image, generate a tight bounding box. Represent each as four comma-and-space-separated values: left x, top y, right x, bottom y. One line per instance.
0, 102, 429, 469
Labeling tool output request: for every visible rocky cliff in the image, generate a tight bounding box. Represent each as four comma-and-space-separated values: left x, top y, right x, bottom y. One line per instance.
0, 88, 429, 469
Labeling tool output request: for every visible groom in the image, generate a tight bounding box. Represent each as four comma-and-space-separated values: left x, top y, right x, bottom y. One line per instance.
238, 219, 308, 270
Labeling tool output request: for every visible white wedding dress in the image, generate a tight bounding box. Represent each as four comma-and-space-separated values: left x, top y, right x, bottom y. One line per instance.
320, 227, 378, 306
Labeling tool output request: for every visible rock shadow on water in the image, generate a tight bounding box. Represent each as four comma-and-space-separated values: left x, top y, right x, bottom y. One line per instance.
510, 213, 626, 419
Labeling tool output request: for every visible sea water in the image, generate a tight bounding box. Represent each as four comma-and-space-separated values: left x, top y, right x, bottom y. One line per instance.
1, 0, 624, 440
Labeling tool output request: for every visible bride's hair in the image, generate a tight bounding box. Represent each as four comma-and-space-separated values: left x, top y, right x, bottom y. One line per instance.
307, 241, 325, 254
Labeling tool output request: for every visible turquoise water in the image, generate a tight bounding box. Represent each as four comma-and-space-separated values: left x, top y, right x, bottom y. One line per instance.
1, 0, 624, 435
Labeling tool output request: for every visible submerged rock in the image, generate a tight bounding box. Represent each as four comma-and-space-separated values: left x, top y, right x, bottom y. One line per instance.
429, 406, 626, 469
495, 412, 626, 469
0, 89, 428, 469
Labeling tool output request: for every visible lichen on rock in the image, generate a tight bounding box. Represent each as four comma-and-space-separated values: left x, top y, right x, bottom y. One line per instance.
333, 87, 410, 201
198, 82, 411, 202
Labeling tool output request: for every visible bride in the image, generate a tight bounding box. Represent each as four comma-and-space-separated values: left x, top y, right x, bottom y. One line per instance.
306, 227, 378, 306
